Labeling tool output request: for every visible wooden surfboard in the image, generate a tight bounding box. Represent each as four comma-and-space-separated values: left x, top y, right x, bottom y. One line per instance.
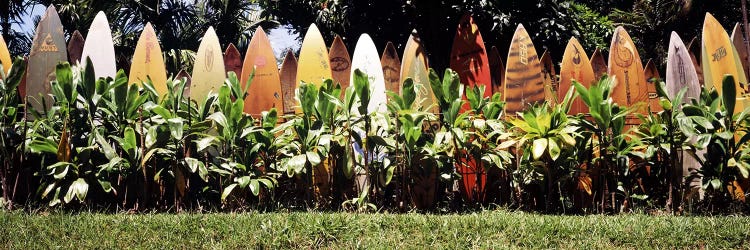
296, 24, 332, 91
191, 27, 226, 104
329, 35, 351, 91
687, 37, 704, 86
644, 59, 662, 112
27, 6, 68, 111
129, 22, 168, 96
82, 11, 117, 79
667, 32, 701, 103
540, 50, 557, 104
175, 69, 191, 97
400, 30, 437, 113
241, 26, 283, 116
488, 46, 505, 98
608, 26, 648, 115
350, 33, 387, 113
224, 43, 242, 76
279, 50, 298, 114
451, 14, 492, 112
559, 37, 595, 115
381, 41, 401, 95
590, 48, 607, 80
66, 30, 84, 65
702, 13, 748, 113
504, 24, 544, 115
0, 35, 12, 75
732, 23, 750, 84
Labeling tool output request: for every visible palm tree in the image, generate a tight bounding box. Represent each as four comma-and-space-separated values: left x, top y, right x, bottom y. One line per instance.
0, 0, 33, 56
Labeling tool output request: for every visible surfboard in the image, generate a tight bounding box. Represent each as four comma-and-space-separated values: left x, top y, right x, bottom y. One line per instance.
608, 26, 648, 115
504, 24, 544, 115
732, 23, 750, 84
381, 41, 401, 95
18, 56, 27, 98
400, 30, 437, 113
129, 22, 168, 96
27, 6, 68, 111
296, 24, 332, 92
540, 50, 558, 104
644, 59, 662, 112
329, 35, 351, 91
0, 35, 12, 75
450, 14, 492, 112
81, 11, 117, 79
559, 37, 595, 115
279, 50, 298, 114
224, 43, 242, 76
488, 46, 505, 98
350, 33, 387, 113
667, 32, 701, 103
702, 13, 748, 113
667, 32, 702, 200
687, 37, 704, 86
191, 27, 226, 104
590, 48, 607, 80
241, 26, 283, 116
66, 30, 84, 65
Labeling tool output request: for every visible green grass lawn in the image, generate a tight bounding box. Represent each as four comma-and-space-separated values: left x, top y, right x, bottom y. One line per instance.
1, 210, 749, 249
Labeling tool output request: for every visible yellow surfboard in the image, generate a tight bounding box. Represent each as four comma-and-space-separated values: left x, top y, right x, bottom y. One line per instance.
296, 24, 332, 88
702, 13, 748, 113
608, 26, 647, 114
242, 27, 284, 116
559, 37, 595, 115
0, 35, 11, 75
732, 23, 750, 84
129, 23, 168, 96
400, 29, 437, 113
191, 27, 226, 103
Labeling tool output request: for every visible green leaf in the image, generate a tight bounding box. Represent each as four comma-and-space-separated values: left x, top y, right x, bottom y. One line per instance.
722, 75, 736, 115
532, 138, 548, 160
306, 151, 321, 166
168, 117, 184, 140
221, 183, 237, 201
249, 179, 260, 196
65, 178, 89, 204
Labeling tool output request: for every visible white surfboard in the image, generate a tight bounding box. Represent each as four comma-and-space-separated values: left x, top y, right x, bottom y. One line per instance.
81, 11, 116, 78
349, 33, 386, 114
191, 27, 226, 103
666, 32, 701, 102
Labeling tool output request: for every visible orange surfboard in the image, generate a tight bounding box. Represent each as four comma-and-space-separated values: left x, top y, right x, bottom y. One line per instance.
279, 50, 298, 114
224, 43, 242, 76
129, 22, 168, 96
329, 35, 351, 90
559, 37, 595, 115
608, 26, 648, 114
450, 14, 493, 203
488, 46, 505, 97
450, 14, 492, 110
702, 13, 748, 113
0, 34, 12, 75
504, 24, 544, 115
242, 27, 283, 116
67, 30, 84, 65
400, 30, 437, 113
590, 48, 607, 80
381, 41, 401, 95
540, 50, 557, 104
27, 6, 68, 111
732, 23, 750, 83
644, 59, 662, 112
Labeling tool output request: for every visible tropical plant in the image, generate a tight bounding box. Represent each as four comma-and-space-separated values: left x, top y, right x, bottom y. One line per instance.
0, 58, 25, 208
